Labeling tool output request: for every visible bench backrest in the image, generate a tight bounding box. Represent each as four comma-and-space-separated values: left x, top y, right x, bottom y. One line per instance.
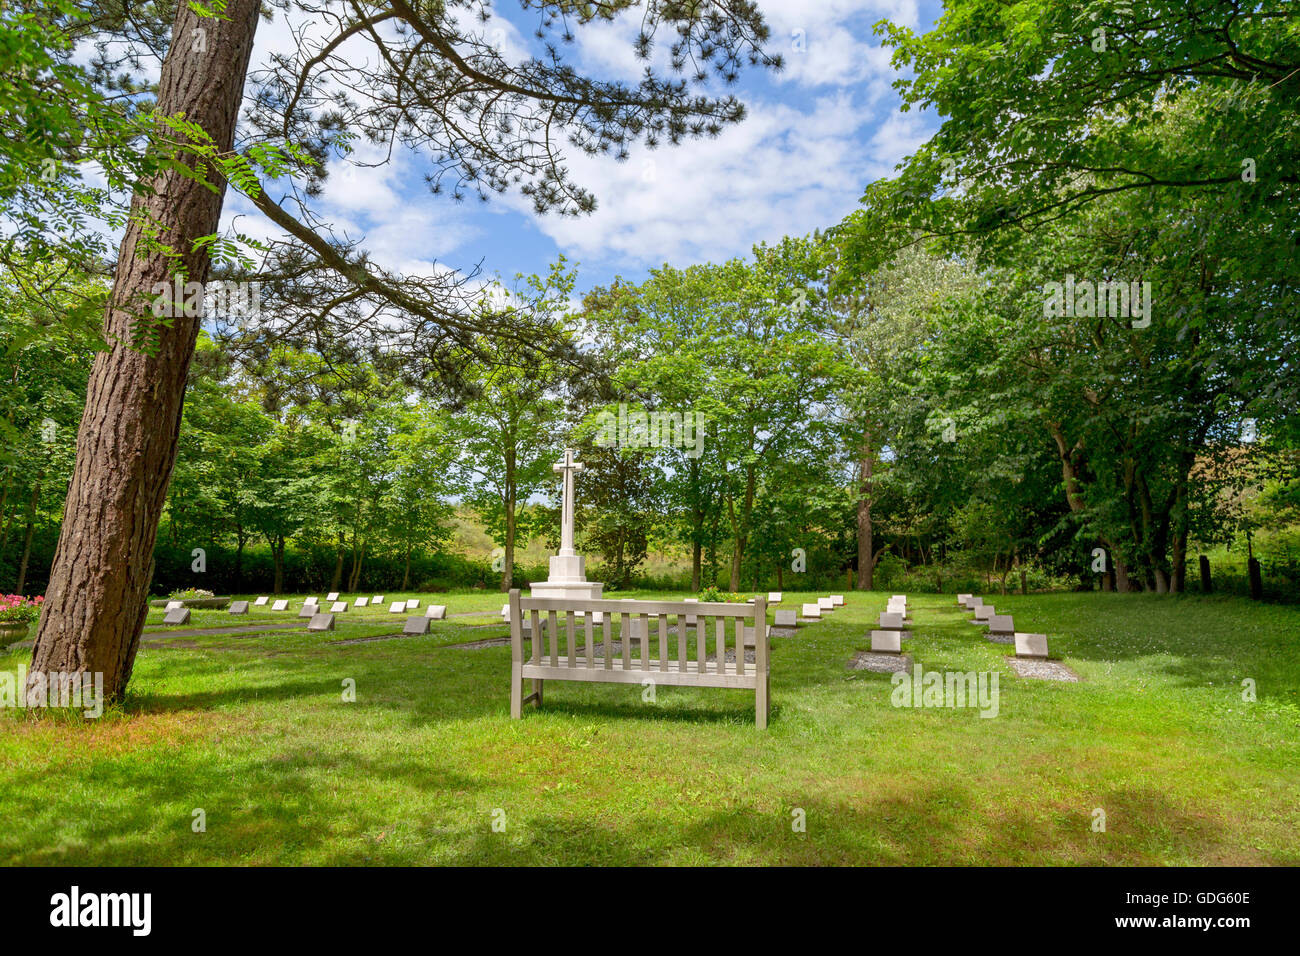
508, 590, 768, 679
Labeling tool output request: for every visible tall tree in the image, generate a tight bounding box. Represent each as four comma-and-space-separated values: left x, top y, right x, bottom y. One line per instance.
20, 1, 780, 703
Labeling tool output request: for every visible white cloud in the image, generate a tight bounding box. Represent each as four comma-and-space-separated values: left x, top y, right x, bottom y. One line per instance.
504, 91, 909, 270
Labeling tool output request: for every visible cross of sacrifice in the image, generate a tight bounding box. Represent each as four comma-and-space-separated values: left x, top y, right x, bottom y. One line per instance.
553, 448, 583, 557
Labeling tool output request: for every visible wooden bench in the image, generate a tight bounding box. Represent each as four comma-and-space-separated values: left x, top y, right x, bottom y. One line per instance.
508, 590, 770, 728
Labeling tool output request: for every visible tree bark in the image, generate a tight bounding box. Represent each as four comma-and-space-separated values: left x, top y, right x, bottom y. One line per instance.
25, 0, 262, 705
856, 424, 874, 590
273, 535, 287, 594
330, 532, 345, 592
14, 481, 40, 594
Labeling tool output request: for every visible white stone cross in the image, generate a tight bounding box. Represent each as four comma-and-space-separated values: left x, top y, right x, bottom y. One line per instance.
553, 448, 584, 557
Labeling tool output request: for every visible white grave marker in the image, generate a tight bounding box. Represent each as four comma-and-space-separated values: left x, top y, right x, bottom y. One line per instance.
870, 630, 901, 654
1014, 633, 1049, 659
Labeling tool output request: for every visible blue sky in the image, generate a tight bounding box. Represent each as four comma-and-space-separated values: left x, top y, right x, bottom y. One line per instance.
221, 1, 944, 298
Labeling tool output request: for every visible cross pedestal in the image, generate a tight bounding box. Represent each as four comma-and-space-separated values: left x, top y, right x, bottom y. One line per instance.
530, 448, 603, 605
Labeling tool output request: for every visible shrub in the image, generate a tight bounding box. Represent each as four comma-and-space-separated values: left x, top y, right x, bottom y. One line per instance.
169, 587, 215, 599
0, 594, 43, 625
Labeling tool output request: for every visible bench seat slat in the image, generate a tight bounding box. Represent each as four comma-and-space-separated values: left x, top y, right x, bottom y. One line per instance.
522, 660, 760, 689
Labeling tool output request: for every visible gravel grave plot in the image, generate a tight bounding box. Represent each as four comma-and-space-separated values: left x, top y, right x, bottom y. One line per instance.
140, 622, 303, 638
705, 649, 756, 665
1008, 658, 1080, 682
442, 636, 512, 649
986, 633, 1015, 644
329, 633, 411, 646
847, 651, 913, 674
769, 627, 797, 638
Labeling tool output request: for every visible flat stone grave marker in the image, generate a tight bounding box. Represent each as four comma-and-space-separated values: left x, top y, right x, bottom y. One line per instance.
426, 605, 447, 619
406, 599, 419, 609
870, 629, 901, 654
271, 599, 288, 611
963, 596, 982, 610
254, 596, 269, 606
228, 601, 249, 614
774, 609, 797, 627
298, 604, 318, 619
974, 605, 995, 623
683, 597, 698, 625
304, 596, 318, 606
830, 595, 844, 606
817, 597, 834, 610
878, 612, 905, 630
625, 617, 649, 643
372, 595, 384, 604
165, 600, 184, 610
354, 597, 368, 607
768, 591, 782, 603
330, 601, 348, 613
1014, 633, 1049, 659
389, 601, 406, 614
957, 593, 972, 606
801, 603, 821, 619
403, 616, 430, 636
163, 607, 191, 625
308, 613, 335, 632
891, 595, 906, 602
501, 603, 510, 620
326, 592, 340, 601
988, 614, 1015, 637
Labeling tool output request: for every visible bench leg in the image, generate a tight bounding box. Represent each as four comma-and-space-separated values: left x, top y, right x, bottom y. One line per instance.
510, 662, 523, 718
756, 674, 769, 729
532, 678, 544, 709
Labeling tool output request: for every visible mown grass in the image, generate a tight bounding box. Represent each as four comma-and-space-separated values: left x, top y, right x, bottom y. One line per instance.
1, 590, 1296, 865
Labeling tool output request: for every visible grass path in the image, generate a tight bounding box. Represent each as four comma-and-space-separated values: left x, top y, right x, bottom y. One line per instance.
1, 590, 1296, 865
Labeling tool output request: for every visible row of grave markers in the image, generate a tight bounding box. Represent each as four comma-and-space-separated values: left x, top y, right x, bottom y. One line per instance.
870, 595, 912, 653
957, 594, 1049, 658
500, 591, 848, 635
160, 594, 450, 637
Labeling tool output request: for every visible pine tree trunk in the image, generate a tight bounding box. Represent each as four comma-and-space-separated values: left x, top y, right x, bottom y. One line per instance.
25, 0, 261, 705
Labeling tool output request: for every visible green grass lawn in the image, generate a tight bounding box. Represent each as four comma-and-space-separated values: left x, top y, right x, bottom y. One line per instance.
1, 589, 1297, 865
